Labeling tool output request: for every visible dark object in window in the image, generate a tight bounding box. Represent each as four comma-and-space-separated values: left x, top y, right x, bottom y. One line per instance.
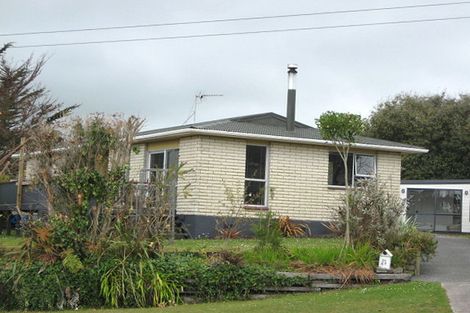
149, 152, 164, 169
245, 146, 266, 179
244, 181, 266, 205
244, 145, 267, 205
328, 153, 353, 186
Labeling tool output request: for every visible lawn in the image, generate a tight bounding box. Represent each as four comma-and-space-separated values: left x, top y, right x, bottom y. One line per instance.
0, 236, 343, 253
164, 237, 343, 253
15, 282, 451, 313
0, 234, 24, 251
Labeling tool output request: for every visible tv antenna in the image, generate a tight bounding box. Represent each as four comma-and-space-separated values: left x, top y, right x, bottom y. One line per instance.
183, 91, 223, 124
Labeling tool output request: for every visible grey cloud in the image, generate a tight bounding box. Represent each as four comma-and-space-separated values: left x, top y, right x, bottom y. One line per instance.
1, 0, 469, 131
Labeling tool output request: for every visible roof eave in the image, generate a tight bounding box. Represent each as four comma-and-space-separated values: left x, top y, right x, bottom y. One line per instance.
134, 128, 428, 154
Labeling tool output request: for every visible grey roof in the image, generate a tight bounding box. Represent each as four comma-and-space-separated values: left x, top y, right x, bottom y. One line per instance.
401, 179, 470, 185
138, 112, 425, 151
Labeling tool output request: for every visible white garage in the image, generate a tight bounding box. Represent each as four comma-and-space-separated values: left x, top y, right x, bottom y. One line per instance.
400, 180, 470, 233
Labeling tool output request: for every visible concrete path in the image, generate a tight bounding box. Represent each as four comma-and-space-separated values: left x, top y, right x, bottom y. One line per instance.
416, 235, 470, 313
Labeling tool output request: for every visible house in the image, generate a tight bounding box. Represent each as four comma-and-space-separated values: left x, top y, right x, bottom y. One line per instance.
0, 65, 428, 237
128, 65, 428, 237
400, 180, 470, 233
129, 111, 427, 237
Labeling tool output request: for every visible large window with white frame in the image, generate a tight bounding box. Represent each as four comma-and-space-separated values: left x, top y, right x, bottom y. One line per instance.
146, 149, 179, 182
328, 152, 376, 186
244, 145, 268, 206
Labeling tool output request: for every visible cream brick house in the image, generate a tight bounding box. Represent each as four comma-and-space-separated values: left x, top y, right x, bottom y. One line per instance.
129, 112, 427, 237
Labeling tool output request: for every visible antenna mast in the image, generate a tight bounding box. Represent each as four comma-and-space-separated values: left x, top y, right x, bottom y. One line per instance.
183, 91, 223, 124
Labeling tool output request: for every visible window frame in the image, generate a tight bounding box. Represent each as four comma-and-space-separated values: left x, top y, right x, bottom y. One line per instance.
145, 150, 167, 183
354, 153, 377, 179
145, 148, 180, 182
327, 152, 377, 187
244, 144, 269, 208
147, 148, 180, 170
147, 150, 167, 170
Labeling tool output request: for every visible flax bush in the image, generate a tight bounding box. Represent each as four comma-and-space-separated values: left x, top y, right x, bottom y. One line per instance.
387, 218, 437, 266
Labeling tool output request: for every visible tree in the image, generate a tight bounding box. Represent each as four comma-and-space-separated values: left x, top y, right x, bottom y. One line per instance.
366, 93, 470, 179
316, 111, 365, 246
0, 43, 76, 178
25, 114, 191, 258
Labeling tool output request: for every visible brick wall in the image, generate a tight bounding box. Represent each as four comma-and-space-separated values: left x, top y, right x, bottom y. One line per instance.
268, 143, 402, 221
129, 144, 146, 181
177, 136, 246, 216
135, 136, 402, 222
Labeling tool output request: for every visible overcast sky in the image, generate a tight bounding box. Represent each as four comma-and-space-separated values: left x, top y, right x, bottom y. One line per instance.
1, 0, 469, 131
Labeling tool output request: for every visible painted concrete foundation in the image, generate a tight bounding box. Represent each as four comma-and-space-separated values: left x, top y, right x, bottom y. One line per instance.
176, 214, 331, 238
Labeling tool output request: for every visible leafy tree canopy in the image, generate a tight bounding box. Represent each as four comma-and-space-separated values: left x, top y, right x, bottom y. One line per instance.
315, 111, 365, 145
366, 93, 470, 179
0, 43, 77, 178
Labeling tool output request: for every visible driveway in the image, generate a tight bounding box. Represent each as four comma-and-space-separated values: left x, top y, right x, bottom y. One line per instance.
416, 235, 470, 313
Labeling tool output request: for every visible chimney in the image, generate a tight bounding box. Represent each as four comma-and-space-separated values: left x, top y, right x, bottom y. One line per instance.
286, 64, 298, 131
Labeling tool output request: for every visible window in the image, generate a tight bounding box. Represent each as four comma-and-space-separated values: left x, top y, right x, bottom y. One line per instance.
148, 149, 179, 170
355, 154, 376, 178
149, 152, 164, 169
328, 153, 353, 186
147, 149, 179, 182
244, 145, 267, 206
328, 152, 376, 186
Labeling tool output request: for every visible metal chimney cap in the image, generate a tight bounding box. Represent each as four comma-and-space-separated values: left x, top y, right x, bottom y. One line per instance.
287, 64, 298, 71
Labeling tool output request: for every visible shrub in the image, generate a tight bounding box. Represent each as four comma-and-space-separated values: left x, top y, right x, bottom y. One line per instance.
208, 250, 244, 266
330, 180, 437, 267
215, 184, 246, 239
253, 211, 283, 250
388, 220, 437, 267
243, 247, 291, 269
145, 253, 309, 302
278, 216, 309, 238
0, 174, 10, 183
100, 258, 181, 308
331, 180, 404, 249
290, 243, 378, 269
341, 243, 378, 269
0, 252, 318, 309
0, 260, 102, 310
290, 246, 340, 266
187, 263, 308, 301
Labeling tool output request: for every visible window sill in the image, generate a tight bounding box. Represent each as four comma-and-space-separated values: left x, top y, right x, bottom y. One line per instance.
244, 205, 269, 211
327, 185, 347, 190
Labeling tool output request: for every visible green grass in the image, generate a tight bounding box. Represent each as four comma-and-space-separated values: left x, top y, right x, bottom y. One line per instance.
164, 237, 342, 253
13, 282, 451, 313
163, 238, 380, 270
165, 237, 346, 270
0, 235, 24, 251
0, 235, 343, 254
291, 245, 340, 266
0, 236, 356, 270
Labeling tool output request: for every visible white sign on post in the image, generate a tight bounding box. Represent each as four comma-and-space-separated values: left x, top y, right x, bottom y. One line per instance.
378, 249, 393, 270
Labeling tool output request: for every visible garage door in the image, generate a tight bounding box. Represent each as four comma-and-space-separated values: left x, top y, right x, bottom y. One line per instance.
406, 188, 462, 232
